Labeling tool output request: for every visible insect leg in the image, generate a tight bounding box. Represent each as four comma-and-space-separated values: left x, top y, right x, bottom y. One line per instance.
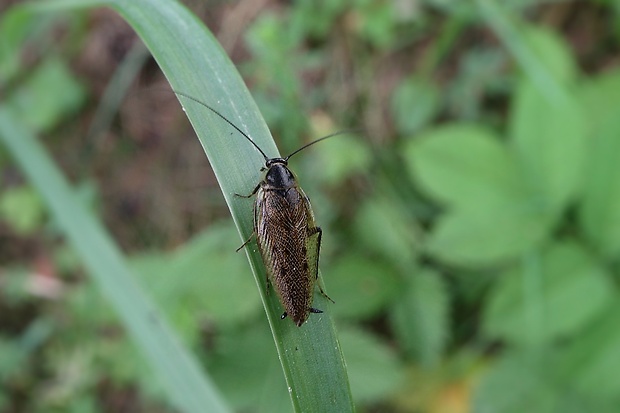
309, 308, 323, 314
235, 232, 255, 252
235, 183, 260, 198
318, 284, 335, 303
235, 183, 262, 250
308, 226, 335, 304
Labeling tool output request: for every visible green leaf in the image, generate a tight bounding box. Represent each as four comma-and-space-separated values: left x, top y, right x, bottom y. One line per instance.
167, 226, 260, 325
579, 69, 620, 129
405, 123, 523, 207
208, 324, 290, 413
132, 223, 261, 330
339, 327, 405, 405
353, 196, 420, 268
473, 349, 620, 413
390, 269, 450, 367
472, 352, 560, 413
578, 70, 620, 257
509, 82, 586, 211
327, 253, 402, 320
556, 299, 620, 400
406, 123, 557, 265
518, 24, 578, 84
483, 242, 614, 345
427, 201, 553, 266
315, 135, 372, 186
412, 8, 584, 268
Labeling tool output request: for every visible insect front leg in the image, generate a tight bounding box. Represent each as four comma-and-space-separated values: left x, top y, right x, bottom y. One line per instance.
235, 184, 262, 251
308, 226, 335, 304
234, 183, 260, 198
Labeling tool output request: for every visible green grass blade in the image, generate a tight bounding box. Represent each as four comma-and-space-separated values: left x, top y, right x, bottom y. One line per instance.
20, 0, 353, 411
104, 0, 353, 411
0, 108, 230, 413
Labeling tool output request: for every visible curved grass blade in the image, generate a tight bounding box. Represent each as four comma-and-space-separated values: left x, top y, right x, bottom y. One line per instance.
0, 108, 230, 413
20, 0, 354, 411
104, 1, 353, 411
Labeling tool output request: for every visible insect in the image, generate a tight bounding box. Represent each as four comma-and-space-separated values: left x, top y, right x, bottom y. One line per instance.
175, 92, 341, 327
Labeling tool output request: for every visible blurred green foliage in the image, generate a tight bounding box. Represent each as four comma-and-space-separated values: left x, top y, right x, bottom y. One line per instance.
2, 0, 620, 412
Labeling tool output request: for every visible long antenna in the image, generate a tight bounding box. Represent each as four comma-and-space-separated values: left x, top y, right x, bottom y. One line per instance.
172, 90, 270, 161
285, 130, 359, 161
173, 90, 359, 162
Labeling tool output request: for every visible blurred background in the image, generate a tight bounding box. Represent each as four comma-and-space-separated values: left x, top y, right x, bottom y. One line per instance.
2, 0, 620, 412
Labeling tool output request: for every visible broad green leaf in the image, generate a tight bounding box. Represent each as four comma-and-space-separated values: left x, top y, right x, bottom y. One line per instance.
156, 224, 259, 326
509, 81, 586, 210
579, 69, 620, 129
490, 16, 584, 209
473, 349, 620, 413
208, 324, 290, 413
472, 352, 560, 413
427, 201, 553, 266
578, 70, 620, 257
353, 196, 420, 268
327, 253, 402, 320
339, 327, 405, 405
483, 242, 614, 345
131, 224, 261, 333
390, 269, 450, 367
556, 299, 620, 400
315, 135, 372, 186
405, 123, 523, 207
519, 25, 578, 84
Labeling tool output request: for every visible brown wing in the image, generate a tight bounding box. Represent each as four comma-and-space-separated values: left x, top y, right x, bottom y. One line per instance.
255, 186, 313, 326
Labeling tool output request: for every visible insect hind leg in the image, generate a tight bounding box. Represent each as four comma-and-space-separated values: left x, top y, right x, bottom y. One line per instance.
318, 284, 335, 304
235, 232, 255, 252
308, 226, 335, 304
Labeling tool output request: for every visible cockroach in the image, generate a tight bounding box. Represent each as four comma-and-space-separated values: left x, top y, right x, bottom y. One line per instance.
175, 92, 342, 327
